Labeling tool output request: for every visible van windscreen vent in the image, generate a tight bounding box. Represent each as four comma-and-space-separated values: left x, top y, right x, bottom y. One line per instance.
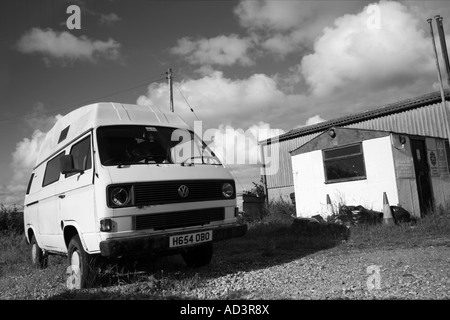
58, 126, 70, 144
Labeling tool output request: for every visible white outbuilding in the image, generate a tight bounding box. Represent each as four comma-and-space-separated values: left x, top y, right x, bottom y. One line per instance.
290, 127, 450, 218
259, 90, 450, 204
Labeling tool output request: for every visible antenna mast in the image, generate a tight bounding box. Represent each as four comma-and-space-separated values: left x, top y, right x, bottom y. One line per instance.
435, 15, 450, 87
166, 68, 174, 112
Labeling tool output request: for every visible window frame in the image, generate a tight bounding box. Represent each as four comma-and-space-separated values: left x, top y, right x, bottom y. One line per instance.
322, 142, 367, 184
65, 134, 92, 178
26, 173, 35, 195
96, 125, 221, 166
58, 125, 70, 144
42, 151, 66, 187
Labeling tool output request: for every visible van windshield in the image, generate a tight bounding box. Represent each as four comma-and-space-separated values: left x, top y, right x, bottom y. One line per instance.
97, 125, 221, 166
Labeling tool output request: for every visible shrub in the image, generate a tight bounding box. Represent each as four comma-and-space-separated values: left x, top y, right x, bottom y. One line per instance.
263, 199, 295, 224
0, 205, 24, 234
243, 177, 266, 198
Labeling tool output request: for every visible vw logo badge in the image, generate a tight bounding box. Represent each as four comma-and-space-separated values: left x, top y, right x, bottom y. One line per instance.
178, 185, 189, 198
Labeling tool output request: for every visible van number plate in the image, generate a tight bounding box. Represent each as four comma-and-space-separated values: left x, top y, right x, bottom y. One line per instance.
169, 230, 212, 248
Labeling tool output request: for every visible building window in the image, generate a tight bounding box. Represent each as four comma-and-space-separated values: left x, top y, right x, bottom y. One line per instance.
323, 143, 366, 183
43, 152, 65, 187
66, 135, 92, 177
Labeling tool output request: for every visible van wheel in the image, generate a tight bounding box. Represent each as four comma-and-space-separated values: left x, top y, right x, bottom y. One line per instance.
30, 235, 48, 268
67, 235, 95, 289
181, 242, 213, 267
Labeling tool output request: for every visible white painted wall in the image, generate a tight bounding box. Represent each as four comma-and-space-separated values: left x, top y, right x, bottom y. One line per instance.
292, 136, 399, 218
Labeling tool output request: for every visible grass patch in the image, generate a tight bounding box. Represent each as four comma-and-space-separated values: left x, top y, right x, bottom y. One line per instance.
346, 210, 450, 249
0, 231, 28, 268
2, 198, 450, 299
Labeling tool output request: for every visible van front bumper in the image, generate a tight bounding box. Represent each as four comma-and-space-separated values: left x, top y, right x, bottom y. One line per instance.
99, 224, 247, 258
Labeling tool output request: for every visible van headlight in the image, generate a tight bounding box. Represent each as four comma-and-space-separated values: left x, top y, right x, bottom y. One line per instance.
222, 182, 234, 198
109, 186, 132, 207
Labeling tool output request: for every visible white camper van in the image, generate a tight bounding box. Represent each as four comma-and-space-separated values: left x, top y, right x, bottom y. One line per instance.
23, 102, 247, 289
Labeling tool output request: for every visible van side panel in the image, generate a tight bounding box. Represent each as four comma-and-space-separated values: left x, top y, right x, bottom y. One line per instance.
57, 133, 97, 253
37, 184, 60, 250
59, 181, 96, 252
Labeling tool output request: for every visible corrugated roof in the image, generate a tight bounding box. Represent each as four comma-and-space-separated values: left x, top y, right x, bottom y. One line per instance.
260, 89, 450, 145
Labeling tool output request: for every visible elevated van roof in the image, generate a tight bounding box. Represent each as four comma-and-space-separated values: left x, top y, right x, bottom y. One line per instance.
35, 102, 190, 167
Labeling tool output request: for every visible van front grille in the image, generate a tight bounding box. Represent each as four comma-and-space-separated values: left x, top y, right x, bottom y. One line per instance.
133, 180, 234, 206
135, 208, 225, 230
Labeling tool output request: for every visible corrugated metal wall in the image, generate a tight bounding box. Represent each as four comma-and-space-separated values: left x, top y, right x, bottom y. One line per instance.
346, 102, 450, 137
263, 101, 450, 190
264, 132, 320, 188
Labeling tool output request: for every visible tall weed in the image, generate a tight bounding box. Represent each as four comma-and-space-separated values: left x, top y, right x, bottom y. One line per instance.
0, 205, 24, 234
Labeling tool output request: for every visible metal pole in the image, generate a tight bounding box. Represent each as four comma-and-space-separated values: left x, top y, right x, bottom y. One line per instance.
259, 143, 269, 207
166, 68, 174, 112
435, 15, 450, 87
427, 18, 446, 103
428, 18, 450, 142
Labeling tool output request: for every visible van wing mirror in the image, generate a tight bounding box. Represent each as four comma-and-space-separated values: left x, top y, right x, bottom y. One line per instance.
60, 155, 84, 175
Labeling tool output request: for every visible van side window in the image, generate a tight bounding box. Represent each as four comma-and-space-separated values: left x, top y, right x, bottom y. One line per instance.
26, 173, 35, 195
66, 136, 92, 178
43, 152, 65, 187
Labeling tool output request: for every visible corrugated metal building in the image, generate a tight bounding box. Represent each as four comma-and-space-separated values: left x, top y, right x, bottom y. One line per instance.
259, 90, 450, 201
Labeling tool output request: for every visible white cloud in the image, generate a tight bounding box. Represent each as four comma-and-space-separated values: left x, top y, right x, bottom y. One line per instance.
1, 105, 61, 206
137, 70, 304, 129
234, 0, 366, 58
170, 34, 254, 66
11, 130, 47, 184
292, 115, 327, 130
261, 33, 297, 58
305, 115, 326, 126
150, 1, 447, 132
235, 0, 307, 31
300, 1, 435, 96
204, 122, 284, 204
99, 13, 121, 26
1, 129, 47, 206
16, 28, 121, 65
208, 122, 284, 166
23, 102, 62, 132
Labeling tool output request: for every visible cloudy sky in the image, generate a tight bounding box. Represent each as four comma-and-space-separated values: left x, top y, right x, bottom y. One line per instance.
1, 0, 450, 206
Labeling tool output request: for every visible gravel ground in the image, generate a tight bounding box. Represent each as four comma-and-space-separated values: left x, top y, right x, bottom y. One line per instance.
191, 246, 450, 300
1, 238, 450, 300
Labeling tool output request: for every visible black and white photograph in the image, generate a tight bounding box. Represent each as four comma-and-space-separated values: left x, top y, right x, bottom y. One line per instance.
0, 0, 449, 310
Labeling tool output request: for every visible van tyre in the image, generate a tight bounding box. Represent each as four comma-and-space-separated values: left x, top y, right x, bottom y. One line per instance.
67, 235, 95, 289
181, 242, 213, 267
30, 235, 48, 268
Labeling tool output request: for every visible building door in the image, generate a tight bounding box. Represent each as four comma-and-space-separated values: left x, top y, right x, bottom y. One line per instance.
411, 139, 434, 216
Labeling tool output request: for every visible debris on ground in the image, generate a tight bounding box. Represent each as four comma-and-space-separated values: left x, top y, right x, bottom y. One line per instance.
328, 205, 383, 226
291, 216, 350, 240
326, 205, 416, 227
390, 206, 417, 224
292, 204, 417, 239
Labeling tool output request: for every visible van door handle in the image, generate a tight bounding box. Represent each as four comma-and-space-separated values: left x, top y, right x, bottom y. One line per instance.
58, 194, 65, 199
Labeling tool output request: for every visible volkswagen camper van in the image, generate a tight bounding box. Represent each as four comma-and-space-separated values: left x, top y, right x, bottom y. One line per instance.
23, 102, 247, 289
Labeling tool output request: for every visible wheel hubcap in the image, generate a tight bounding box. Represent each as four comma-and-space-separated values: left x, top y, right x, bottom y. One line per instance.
71, 251, 80, 268
31, 244, 37, 263
67, 250, 82, 289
